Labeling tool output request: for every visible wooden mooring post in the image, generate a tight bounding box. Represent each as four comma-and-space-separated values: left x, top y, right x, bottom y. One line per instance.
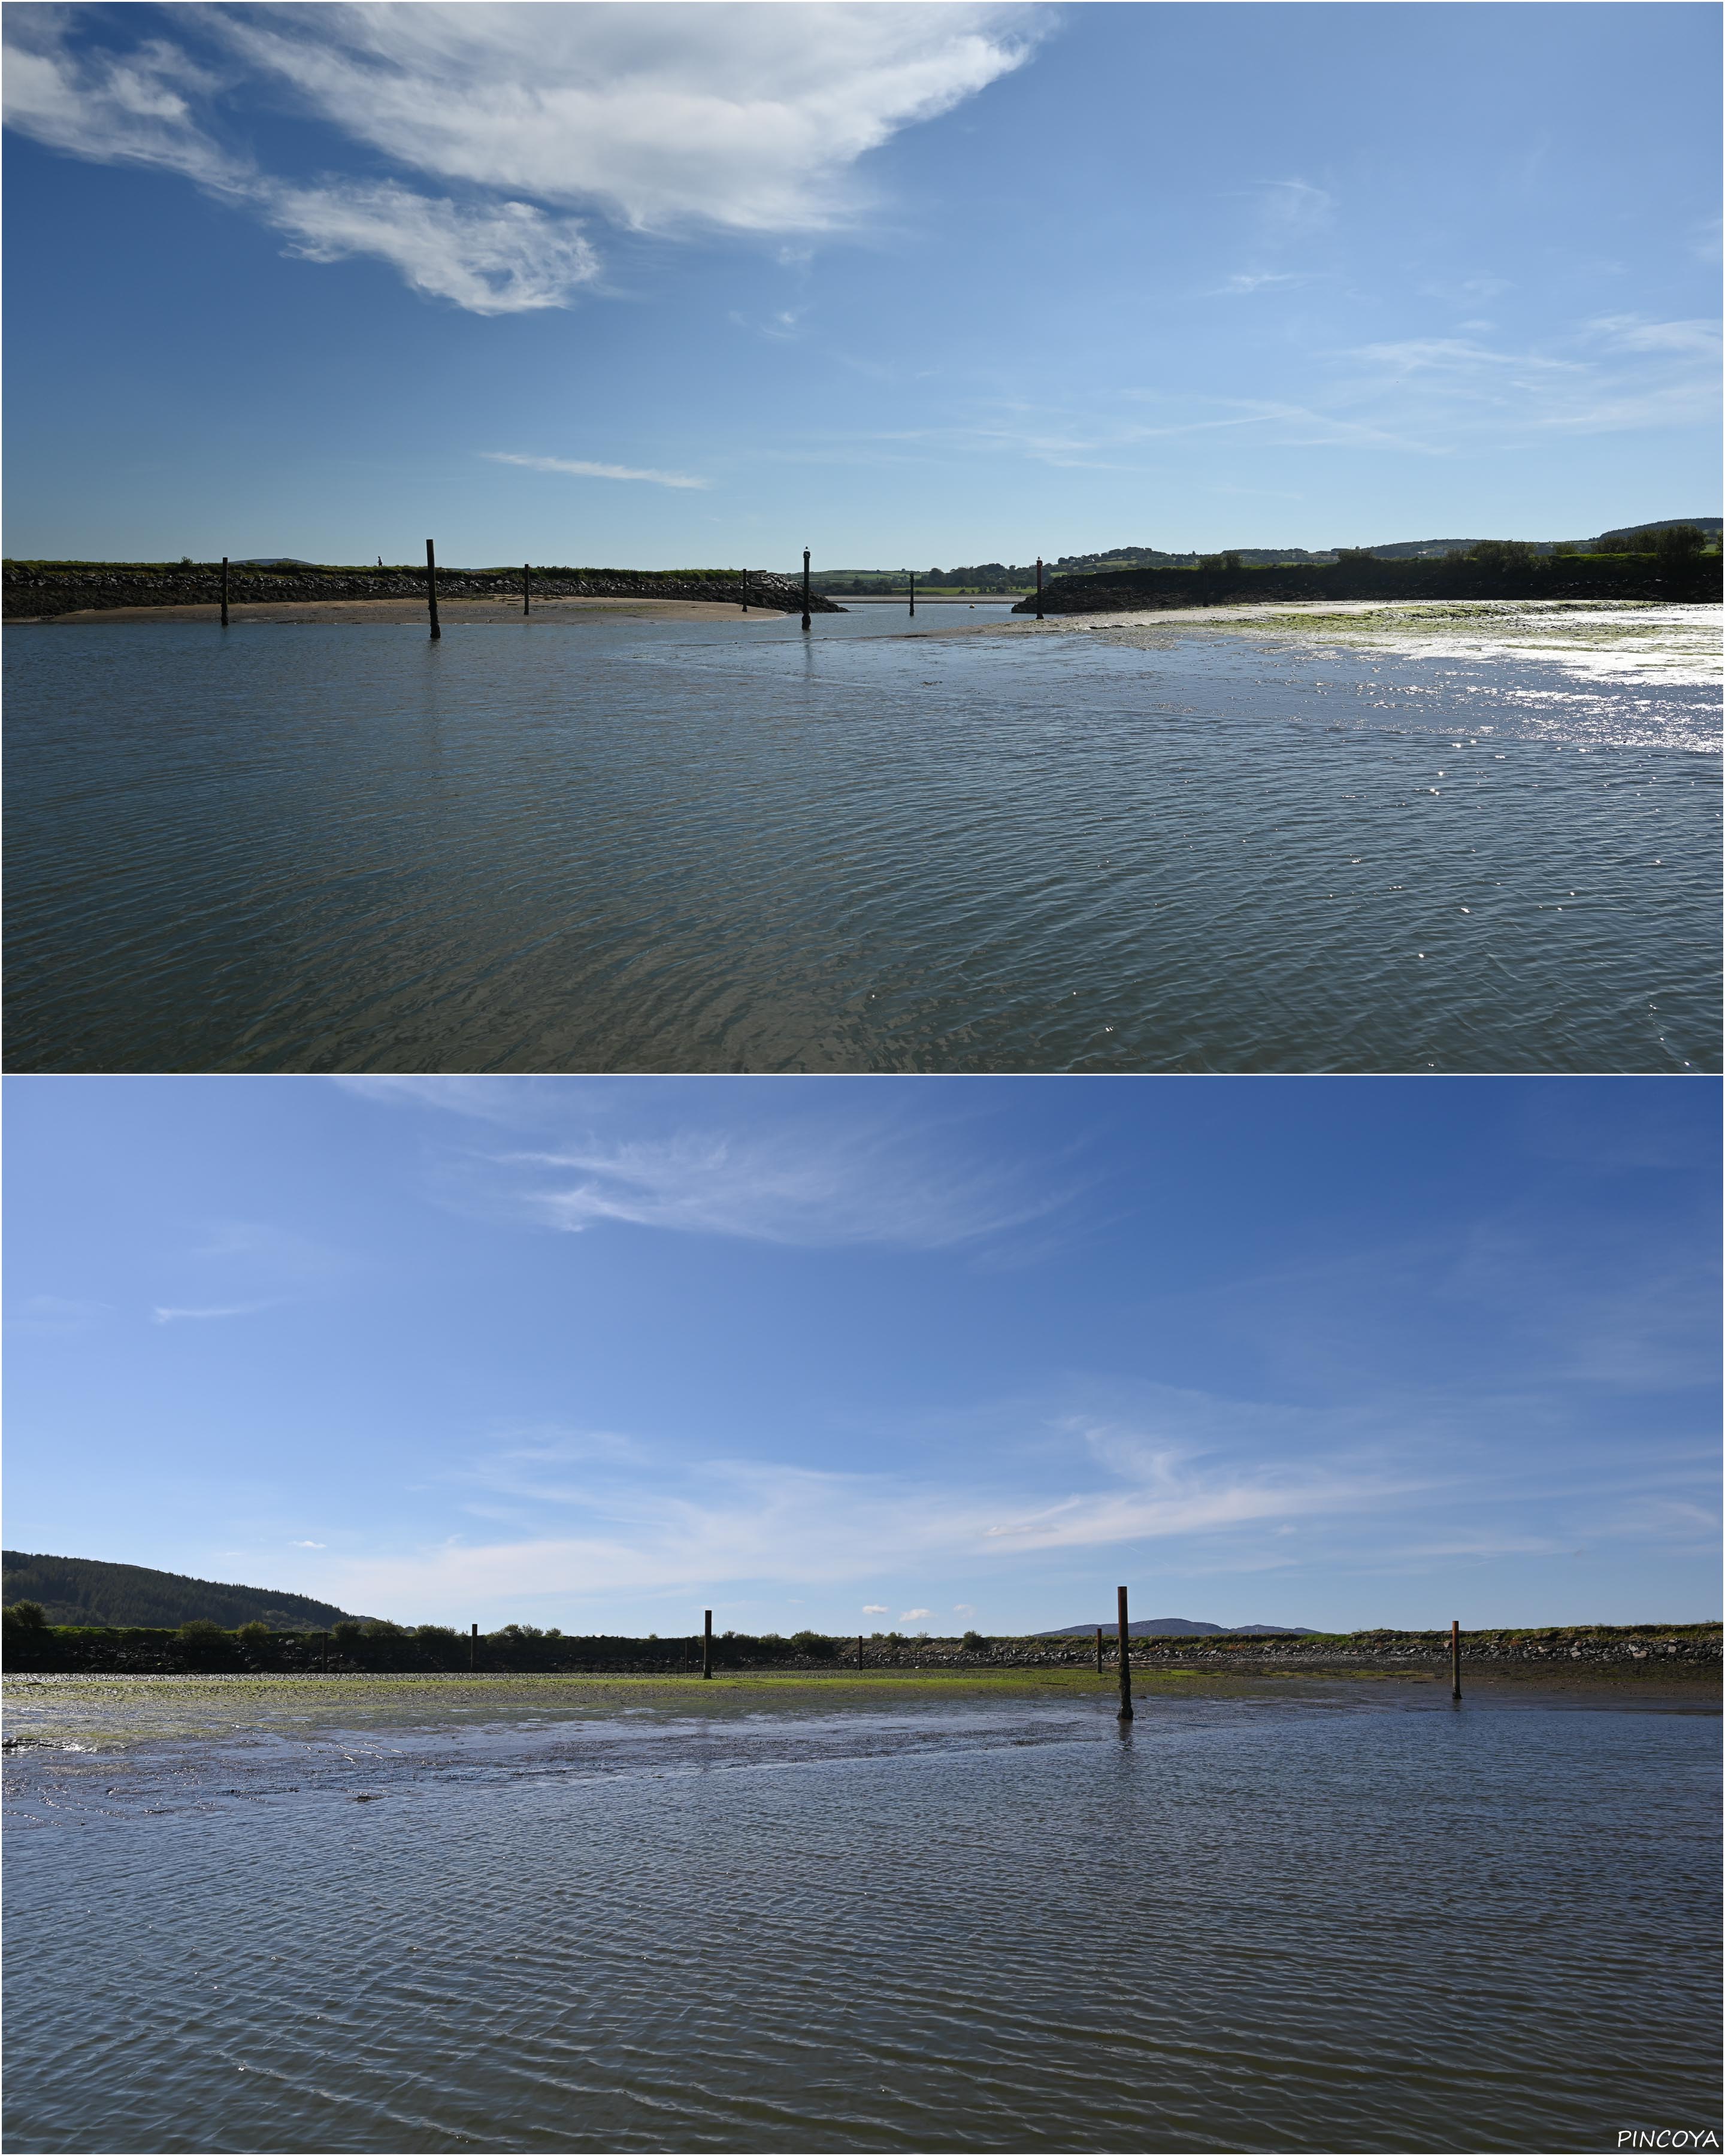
1117, 1584, 1134, 1720
1035, 557, 1045, 621
1451, 1619, 1461, 1700
909, 571, 915, 617
220, 556, 229, 628
801, 549, 812, 632
702, 1607, 713, 1679
523, 563, 531, 616
426, 539, 441, 639
742, 568, 749, 612
858, 1634, 865, 1670
470, 1621, 478, 1671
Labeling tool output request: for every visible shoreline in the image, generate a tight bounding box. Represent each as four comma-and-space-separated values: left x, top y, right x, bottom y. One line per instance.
7, 594, 792, 628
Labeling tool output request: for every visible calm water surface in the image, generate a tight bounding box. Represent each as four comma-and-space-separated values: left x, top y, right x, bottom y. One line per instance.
4, 1681, 1718, 2152
5, 605, 1718, 1071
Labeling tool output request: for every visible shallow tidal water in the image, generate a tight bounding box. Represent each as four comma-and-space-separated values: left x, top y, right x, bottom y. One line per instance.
4, 1678, 1718, 2153
4, 602, 1718, 1072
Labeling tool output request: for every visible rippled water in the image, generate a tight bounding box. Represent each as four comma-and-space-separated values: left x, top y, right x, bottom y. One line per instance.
5, 604, 1717, 1071
4, 1682, 1717, 2153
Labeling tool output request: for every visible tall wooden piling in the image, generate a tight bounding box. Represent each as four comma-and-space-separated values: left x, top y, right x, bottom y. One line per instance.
909, 571, 915, 617
1117, 1585, 1134, 1720
703, 1608, 713, 1679
1035, 558, 1045, 621
220, 557, 229, 628
470, 1621, 478, 1671
1451, 1619, 1461, 1700
801, 549, 812, 632
742, 568, 749, 612
858, 1634, 865, 1670
426, 539, 441, 640
523, 564, 531, 616
1095, 1624, 1104, 1676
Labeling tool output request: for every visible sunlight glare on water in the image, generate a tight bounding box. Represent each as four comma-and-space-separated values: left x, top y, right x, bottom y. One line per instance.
4, 603, 1717, 1073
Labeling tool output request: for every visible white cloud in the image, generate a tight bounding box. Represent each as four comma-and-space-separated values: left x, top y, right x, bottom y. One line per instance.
337, 1077, 1073, 1249
1585, 314, 1721, 356
497, 1125, 1060, 1248
484, 452, 709, 490
264, 181, 599, 315
209, 3, 1037, 234
150, 1301, 279, 1324
3, 5, 1035, 311
309, 1388, 1430, 1618
1218, 270, 1310, 295
292, 1540, 328, 1549
1253, 177, 1334, 234
900, 1607, 931, 1621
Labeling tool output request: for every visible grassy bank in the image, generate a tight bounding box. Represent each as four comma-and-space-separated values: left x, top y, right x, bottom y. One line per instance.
1, 561, 842, 620
1016, 549, 1721, 613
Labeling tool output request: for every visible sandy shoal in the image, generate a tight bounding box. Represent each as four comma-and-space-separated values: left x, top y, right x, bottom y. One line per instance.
8, 596, 791, 628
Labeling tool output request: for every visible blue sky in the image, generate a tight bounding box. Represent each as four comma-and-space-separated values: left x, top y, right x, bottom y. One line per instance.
4, 2, 1718, 565
5, 1075, 1717, 1633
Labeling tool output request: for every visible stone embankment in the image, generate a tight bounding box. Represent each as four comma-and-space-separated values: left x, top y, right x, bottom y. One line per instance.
857, 1626, 1721, 1670
5, 1623, 1714, 1678
2, 564, 843, 620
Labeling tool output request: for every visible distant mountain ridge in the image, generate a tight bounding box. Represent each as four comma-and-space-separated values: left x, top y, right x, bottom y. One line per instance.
1035, 1617, 1317, 1637
2, 1551, 358, 1630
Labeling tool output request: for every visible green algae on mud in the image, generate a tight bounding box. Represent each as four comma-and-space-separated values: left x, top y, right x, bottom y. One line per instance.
5, 1654, 1707, 1754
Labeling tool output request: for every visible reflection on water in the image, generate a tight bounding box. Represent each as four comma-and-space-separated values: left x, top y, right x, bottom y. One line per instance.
4, 1688, 1717, 2153
4, 606, 1718, 1072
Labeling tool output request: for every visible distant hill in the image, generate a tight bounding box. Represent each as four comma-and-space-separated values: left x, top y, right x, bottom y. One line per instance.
1034, 520, 1723, 573
2, 1551, 358, 1630
1339, 520, 1721, 560
1035, 1617, 1316, 1638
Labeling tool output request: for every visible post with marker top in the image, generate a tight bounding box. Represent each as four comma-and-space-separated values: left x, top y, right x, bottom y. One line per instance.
1117, 1584, 1134, 1720
220, 557, 229, 628
426, 539, 441, 640
1035, 557, 1045, 621
1451, 1619, 1461, 1700
801, 549, 812, 632
703, 1608, 713, 1680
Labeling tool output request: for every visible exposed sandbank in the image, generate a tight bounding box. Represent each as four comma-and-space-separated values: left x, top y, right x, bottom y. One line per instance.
8, 595, 788, 628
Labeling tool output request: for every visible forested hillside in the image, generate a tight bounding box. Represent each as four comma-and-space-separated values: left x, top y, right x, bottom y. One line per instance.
2, 1551, 356, 1630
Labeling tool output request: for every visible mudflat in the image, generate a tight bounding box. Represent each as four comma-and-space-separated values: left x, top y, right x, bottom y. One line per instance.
8, 595, 788, 628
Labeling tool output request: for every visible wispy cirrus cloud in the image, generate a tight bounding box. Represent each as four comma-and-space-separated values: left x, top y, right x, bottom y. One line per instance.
338, 1075, 1075, 1250
492, 1125, 1063, 1249
2, 5, 1036, 313
483, 452, 709, 490
302, 1383, 1437, 1619
151, 1300, 281, 1325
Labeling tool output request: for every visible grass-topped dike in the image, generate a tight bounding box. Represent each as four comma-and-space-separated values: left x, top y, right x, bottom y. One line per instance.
2, 1605, 1715, 1677
0, 561, 843, 619
1013, 540, 1721, 613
